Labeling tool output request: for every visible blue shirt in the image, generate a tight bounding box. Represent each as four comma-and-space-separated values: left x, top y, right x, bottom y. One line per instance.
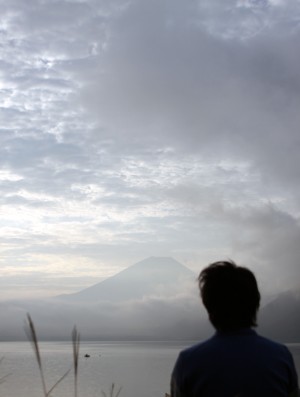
171, 329, 298, 397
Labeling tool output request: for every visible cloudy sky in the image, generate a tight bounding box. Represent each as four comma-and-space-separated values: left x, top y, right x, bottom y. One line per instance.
1, 0, 300, 301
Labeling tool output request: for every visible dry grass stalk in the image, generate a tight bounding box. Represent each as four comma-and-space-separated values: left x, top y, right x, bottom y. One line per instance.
0, 373, 10, 385
101, 382, 122, 397
47, 369, 71, 396
72, 326, 80, 397
26, 313, 71, 397
0, 357, 11, 385
26, 314, 48, 396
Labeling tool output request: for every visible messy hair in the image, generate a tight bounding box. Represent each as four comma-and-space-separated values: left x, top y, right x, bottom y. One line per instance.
198, 260, 260, 331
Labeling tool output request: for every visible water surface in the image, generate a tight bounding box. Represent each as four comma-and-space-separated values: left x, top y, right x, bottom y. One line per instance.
0, 341, 299, 397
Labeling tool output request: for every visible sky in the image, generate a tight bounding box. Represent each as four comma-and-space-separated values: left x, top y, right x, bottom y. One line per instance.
1, 0, 300, 301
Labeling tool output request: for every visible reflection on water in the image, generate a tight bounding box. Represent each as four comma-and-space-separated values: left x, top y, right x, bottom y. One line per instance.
0, 341, 299, 397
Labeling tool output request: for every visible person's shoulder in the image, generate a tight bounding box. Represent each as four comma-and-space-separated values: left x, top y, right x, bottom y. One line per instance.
254, 333, 293, 357
171, 339, 217, 391
178, 336, 216, 360
255, 333, 285, 347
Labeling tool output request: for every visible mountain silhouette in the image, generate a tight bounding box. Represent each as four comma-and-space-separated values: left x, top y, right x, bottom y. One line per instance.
1, 258, 300, 342
58, 256, 196, 303
0, 257, 207, 340
259, 289, 300, 342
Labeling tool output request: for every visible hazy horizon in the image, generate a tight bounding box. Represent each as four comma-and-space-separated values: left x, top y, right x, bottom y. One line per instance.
0, 255, 296, 303
0, 256, 299, 343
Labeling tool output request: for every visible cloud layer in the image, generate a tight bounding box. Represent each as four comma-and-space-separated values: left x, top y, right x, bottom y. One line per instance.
1, 0, 300, 299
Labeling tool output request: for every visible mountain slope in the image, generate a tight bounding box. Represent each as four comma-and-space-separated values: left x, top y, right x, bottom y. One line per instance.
259, 289, 300, 342
2, 260, 300, 341
58, 257, 196, 303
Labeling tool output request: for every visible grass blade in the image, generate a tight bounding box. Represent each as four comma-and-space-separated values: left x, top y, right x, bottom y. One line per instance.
0, 373, 11, 384
26, 314, 47, 397
0, 358, 11, 385
72, 326, 80, 397
115, 385, 122, 397
47, 368, 71, 396
102, 383, 122, 397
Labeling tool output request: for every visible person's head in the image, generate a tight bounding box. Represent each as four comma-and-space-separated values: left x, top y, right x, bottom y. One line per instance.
198, 260, 260, 332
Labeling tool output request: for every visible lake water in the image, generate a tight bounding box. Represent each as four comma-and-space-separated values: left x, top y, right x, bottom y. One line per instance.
0, 341, 299, 397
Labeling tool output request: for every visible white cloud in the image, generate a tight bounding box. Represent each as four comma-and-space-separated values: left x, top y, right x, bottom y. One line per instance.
1, 0, 300, 299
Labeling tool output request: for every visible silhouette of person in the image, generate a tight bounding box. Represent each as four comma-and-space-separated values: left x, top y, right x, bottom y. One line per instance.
171, 260, 299, 397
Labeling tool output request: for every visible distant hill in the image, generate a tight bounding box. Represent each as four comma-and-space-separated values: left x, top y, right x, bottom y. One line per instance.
1, 257, 299, 342
57, 256, 196, 303
0, 257, 207, 341
259, 289, 300, 342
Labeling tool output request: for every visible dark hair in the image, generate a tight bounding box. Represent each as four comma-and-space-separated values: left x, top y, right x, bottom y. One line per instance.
198, 260, 260, 331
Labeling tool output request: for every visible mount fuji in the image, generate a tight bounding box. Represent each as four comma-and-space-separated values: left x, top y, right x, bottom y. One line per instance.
0, 257, 209, 340
58, 257, 197, 303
